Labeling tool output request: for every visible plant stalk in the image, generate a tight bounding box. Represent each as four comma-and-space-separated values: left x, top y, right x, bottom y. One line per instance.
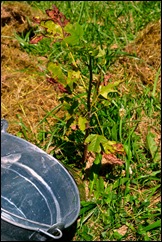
82, 54, 93, 163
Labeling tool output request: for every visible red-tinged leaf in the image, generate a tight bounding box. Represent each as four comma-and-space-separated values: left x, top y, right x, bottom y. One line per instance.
71, 125, 78, 131
30, 35, 44, 44
113, 143, 126, 155
46, 77, 57, 84
46, 5, 69, 27
57, 83, 68, 93
102, 153, 124, 166
40, 20, 63, 36
46, 77, 68, 93
103, 141, 125, 155
47, 62, 66, 86
33, 16, 41, 24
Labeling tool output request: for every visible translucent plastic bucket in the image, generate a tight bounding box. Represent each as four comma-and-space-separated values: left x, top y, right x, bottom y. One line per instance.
1, 119, 80, 241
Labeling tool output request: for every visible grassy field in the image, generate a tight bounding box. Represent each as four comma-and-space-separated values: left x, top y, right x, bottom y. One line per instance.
1, 1, 161, 241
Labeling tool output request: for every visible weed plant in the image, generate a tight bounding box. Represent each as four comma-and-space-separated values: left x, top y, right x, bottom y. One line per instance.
14, 1, 161, 241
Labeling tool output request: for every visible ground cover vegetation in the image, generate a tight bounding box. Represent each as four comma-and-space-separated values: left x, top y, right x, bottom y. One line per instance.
1, 1, 161, 241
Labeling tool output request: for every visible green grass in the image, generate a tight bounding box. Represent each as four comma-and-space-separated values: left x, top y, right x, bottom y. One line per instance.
12, 1, 161, 241
18, 1, 160, 56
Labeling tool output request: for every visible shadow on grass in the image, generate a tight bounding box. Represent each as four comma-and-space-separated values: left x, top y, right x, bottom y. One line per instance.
52, 129, 85, 169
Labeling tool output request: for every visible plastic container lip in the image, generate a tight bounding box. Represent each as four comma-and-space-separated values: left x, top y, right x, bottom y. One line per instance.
1, 209, 64, 240
1, 208, 51, 231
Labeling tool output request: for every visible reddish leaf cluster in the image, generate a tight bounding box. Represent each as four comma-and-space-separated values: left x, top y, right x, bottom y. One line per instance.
32, 5, 69, 27
30, 5, 70, 44
29, 35, 44, 44
101, 142, 125, 166
71, 124, 79, 131
46, 5, 69, 27
46, 77, 68, 93
102, 153, 124, 166
85, 151, 124, 171
113, 143, 126, 155
32, 16, 41, 24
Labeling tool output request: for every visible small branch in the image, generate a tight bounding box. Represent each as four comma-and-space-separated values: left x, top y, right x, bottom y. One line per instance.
82, 54, 93, 163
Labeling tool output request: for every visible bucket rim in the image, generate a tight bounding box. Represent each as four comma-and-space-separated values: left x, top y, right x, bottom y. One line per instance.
1, 208, 64, 240
1, 208, 54, 231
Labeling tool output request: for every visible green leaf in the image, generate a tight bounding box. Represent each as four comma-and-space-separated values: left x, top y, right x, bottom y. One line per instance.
95, 46, 106, 58
103, 140, 117, 154
124, 144, 132, 161
138, 220, 161, 234
64, 22, 84, 45
80, 201, 97, 216
94, 177, 105, 198
47, 62, 66, 85
66, 70, 80, 91
112, 178, 130, 189
113, 231, 123, 240
85, 134, 108, 153
99, 80, 124, 99
146, 132, 160, 162
78, 116, 87, 132
40, 20, 63, 37
135, 170, 161, 180
89, 153, 102, 194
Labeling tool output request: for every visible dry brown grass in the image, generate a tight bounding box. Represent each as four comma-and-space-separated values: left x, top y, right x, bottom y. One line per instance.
109, 19, 161, 94
1, 2, 63, 138
109, 20, 161, 146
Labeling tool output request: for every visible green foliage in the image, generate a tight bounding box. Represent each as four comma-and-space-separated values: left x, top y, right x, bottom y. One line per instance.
27, 4, 126, 167
78, 116, 87, 132
40, 20, 63, 36
146, 131, 160, 163
15, 1, 161, 241
64, 22, 84, 45
99, 80, 124, 99
47, 62, 66, 85
85, 134, 108, 153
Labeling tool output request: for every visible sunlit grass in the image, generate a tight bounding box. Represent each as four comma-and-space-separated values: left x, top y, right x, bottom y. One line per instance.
4, 1, 161, 241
